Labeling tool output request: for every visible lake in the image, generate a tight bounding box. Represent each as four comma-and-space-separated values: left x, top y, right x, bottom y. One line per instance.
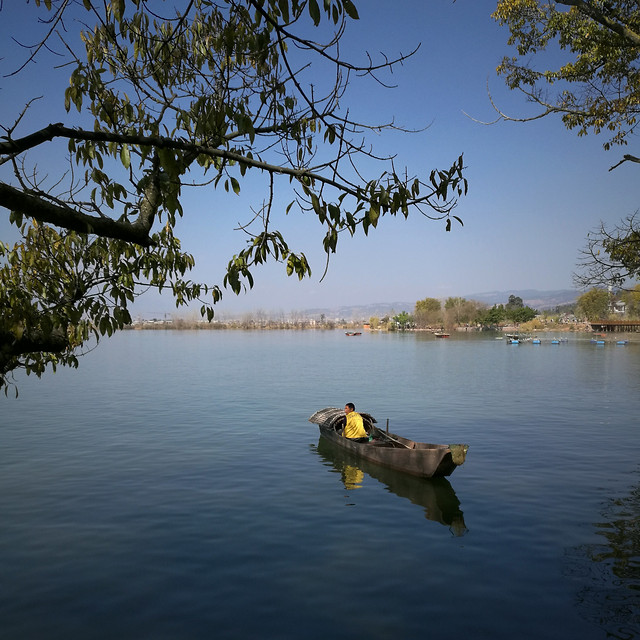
2, 329, 640, 639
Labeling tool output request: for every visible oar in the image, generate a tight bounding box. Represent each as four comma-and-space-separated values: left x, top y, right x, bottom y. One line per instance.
372, 424, 412, 449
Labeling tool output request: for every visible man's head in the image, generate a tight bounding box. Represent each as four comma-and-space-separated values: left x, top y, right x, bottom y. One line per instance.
344, 402, 355, 414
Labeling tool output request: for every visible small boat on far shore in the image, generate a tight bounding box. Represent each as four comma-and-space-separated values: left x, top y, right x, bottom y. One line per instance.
434, 332, 450, 338
506, 333, 532, 343
345, 331, 362, 336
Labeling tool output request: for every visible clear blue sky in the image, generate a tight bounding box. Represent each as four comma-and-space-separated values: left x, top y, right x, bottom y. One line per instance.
1, 1, 638, 316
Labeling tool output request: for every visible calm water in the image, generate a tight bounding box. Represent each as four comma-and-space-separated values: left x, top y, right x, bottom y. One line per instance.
2, 330, 640, 639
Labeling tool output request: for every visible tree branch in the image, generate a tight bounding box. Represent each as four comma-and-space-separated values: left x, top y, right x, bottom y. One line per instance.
0, 327, 70, 379
2, 122, 453, 216
609, 154, 640, 171
0, 122, 69, 159
0, 182, 155, 246
558, 0, 640, 47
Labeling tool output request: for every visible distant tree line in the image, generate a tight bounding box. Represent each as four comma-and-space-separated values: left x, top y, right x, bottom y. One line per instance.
134, 287, 640, 332
379, 287, 640, 332
383, 294, 539, 331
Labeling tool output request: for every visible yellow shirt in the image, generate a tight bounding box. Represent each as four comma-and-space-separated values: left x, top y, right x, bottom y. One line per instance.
344, 411, 367, 439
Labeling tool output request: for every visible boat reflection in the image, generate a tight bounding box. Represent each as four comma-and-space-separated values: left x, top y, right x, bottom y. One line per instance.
314, 436, 468, 536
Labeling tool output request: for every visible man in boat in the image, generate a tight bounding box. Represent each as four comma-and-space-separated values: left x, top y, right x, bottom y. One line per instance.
343, 403, 369, 443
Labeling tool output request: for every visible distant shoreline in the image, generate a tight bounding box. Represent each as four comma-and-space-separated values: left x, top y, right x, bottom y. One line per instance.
125, 322, 601, 333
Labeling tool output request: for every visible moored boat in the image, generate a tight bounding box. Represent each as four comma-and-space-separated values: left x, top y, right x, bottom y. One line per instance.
434, 332, 450, 338
308, 407, 468, 478
506, 333, 531, 343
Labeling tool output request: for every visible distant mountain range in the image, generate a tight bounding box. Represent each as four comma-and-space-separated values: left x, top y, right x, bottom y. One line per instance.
303, 289, 579, 320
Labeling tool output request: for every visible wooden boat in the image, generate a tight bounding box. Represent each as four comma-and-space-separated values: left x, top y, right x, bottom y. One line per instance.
345, 331, 362, 336
506, 333, 531, 343
308, 407, 468, 479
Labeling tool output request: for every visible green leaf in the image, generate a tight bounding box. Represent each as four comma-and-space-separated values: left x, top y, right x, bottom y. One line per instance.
120, 144, 131, 169
308, 0, 321, 25
342, 0, 359, 19
278, 0, 290, 22
310, 193, 322, 214
369, 203, 379, 227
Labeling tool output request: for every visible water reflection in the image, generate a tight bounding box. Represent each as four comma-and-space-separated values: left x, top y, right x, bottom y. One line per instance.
565, 482, 640, 638
341, 464, 365, 491
313, 436, 468, 536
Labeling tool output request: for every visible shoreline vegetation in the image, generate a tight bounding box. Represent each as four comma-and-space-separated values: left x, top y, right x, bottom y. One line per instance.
125, 316, 595, 333
125, 290, 640, 334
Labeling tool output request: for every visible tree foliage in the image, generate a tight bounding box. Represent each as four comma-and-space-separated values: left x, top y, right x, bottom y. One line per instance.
415, 297, 442, 313
414, 296, 442, 328
476, 297, 537, 326
413, 295, 485, 329
392, 311, 414, 331
505, 294, 523, 309
493, 0, 640, 162
507, 304, 538, 323
443, 296, 482, 327
493, 1, 640, 291
575, 213, 640, 290
577, 287, 611, 320
0, 0, 468, 391
620, 283, 640, 317
478, 304, 507, 326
